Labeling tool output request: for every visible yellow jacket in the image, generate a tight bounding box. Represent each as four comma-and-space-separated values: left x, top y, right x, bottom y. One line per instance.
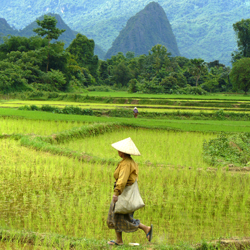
113, 156, 138, 196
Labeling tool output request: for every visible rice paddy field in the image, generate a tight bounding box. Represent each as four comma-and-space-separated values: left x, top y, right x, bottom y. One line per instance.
0, 117, 85, 136
1, 93, 250, 249
3, 99, 250, 114
59, 129, 215, 168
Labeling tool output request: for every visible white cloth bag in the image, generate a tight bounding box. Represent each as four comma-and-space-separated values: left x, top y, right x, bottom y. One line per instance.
114, 180, 145, 214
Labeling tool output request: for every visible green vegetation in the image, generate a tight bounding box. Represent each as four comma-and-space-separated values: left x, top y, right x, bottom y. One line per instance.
2, 15, 249, 96
232, 19, 250, 61
2, 93, 250, 122
59, 129, 215, 167
0, 18, 17, 44
105, 2, 180, 59
0, 31, 231, 95
230, 57, 250, 94
0, 16, 97, 94
13, 103, 250, 121
1, 9, 250, 250
104, 46, 230, 94
204, 132, 250, 166
1, 0, 249, 65
0, 116, 85, 136
0, 117, 250, 249
67, 33, 99, 79
33, 15, 66, 73
1, 107, 250, 133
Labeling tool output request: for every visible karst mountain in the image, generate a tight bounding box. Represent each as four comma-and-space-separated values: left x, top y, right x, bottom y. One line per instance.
105, 2, 180, 59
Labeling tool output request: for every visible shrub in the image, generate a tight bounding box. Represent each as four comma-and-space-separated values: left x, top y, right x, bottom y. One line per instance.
30, 105, 39, 110
87, 85, 112, 92
180, 85, 207, 95
203, 132, 250, 166
138, 79, 164, 94
40, 69, 67, 91
128, 79, 139, 93
28, 91, 46, 98
0, 61, 32, 93
201, 78, 219, 93
18, 105, 32, 111
41, 105, 55, 112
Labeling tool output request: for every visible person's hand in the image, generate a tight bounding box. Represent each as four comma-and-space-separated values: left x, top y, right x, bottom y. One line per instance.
112, 195, 118, 203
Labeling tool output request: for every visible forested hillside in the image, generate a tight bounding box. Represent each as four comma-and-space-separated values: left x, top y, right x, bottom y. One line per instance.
19, 14, 78, 48
3, 13, 250, 97
0, 15, 105, 59
0, 0, 249, 65
105, 2, 180, 59
0, 18, 17, 42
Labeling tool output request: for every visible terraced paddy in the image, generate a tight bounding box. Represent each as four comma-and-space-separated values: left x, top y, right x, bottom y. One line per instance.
0, 117, 85, 136
3, 99, 250, 115
1, 93, 250, 249
1, 122, 250, 249
59, 128, 215, 168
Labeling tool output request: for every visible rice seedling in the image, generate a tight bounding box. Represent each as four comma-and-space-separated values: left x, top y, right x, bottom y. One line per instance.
4, 100, 250, 114
1, 109, 250, 248
70, 91, 250, 100
2, 107, 250, 133
58, 129, 216, 168
0, 117, 85, 136
1, 127, 250, 248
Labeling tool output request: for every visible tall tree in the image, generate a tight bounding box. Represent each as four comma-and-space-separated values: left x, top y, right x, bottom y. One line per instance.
111, 61, 133, 87
33, 15, 65, 72
148, 44, 171, 73
67, 34, 98, 79
0, 36, 48, 60
230, 57, 250, 94
232, 19, 250, 61
98, 61, 109, 81
189, 58, 207, 87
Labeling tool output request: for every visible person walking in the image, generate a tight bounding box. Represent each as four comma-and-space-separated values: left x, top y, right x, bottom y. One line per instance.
133, 107, 138, 118
107, 137, 153, 246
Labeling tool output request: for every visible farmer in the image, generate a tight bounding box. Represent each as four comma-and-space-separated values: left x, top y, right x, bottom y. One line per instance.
107, 137, 153, 246
133, 107, 138, 118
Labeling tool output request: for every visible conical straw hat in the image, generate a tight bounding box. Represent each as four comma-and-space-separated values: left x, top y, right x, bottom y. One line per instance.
111, 137, 141, 156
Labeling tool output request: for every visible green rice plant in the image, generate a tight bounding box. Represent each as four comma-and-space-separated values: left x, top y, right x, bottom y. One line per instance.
58, 129, 216, 168
3, 98, 250, 111
19, 123, 124, 164
7, 100, 250, 122
2, 107, 250, 133
1, 137, 250, 247
0, 117, 85, 136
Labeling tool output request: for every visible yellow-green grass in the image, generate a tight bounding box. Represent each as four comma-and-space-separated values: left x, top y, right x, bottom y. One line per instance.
0, 100, 89, 108
140, 108, 250, 114
78, 91, 250, 100
59, 129, 216, 168
0, 242, 44, 249
2, 108, 250, 133
1, 135, 250, 246
3, 101, 250, 115
2, 99, 250, 107
0, 117, 85, 136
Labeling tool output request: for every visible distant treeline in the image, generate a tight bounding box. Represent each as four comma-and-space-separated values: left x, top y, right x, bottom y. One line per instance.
0, 15, 249, 95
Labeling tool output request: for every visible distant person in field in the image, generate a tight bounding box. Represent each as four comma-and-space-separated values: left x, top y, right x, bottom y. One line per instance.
133, 107, 138, 118
107, 137, 153, 246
